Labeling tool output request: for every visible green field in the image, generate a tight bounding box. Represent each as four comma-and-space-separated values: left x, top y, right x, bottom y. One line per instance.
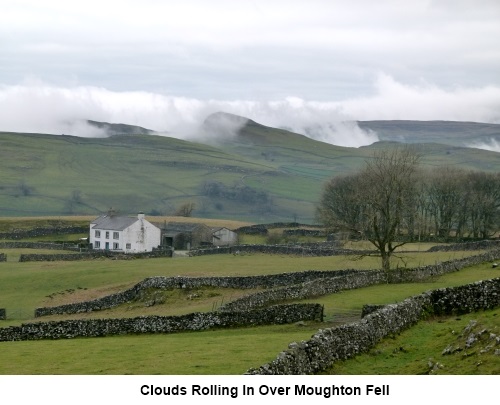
1, 244, 499, 374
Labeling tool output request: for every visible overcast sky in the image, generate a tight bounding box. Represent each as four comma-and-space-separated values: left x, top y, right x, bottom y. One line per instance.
1, 0, 500, 146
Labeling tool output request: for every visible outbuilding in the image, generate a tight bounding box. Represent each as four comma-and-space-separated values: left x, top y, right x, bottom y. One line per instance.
211, 227, 238, 246
161, 222, 213, 250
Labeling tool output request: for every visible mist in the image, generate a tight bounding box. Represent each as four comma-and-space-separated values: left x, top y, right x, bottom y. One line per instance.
1, 74, 500, 148
467, 139, 500, 153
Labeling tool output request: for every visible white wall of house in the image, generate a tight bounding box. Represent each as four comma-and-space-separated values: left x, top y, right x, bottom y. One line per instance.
121, 217, 161, 252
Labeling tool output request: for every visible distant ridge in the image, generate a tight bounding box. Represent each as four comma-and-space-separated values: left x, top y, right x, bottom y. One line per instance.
87, 120, 158, 136
358, 120, 500, 147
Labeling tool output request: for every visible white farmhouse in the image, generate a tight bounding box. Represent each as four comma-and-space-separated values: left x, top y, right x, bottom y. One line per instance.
89, 212, 161, 253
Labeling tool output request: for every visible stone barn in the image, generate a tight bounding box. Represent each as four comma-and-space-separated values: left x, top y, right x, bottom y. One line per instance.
211, 227, 238, 246
161, 222, 213, 250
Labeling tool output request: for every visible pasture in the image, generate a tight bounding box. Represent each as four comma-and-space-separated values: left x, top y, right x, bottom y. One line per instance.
1, 242, 499, 374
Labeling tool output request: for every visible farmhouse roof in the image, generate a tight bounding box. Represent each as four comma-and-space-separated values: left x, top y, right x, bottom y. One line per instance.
91, 214, 139, 231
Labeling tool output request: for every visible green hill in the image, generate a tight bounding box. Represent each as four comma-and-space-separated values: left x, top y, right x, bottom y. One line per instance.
1, 114, 499, 222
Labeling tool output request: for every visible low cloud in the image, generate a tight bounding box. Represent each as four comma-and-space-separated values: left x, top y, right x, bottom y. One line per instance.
1, 74, 499, 148
467, 139, 500, 153
338, 73, 500, 123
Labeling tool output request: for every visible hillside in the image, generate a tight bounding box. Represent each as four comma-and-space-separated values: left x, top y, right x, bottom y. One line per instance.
1, 114, 499, 222
358, 120, 500, 148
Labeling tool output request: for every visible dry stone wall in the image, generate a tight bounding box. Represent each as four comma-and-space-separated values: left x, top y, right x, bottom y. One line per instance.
0, 304, 322, 341
221, 250, 500, 311
220, 271, 385, 312
0, 241, 80, 251
189, 244, 368, 257
19, 249, 172, 262
0, 226, 87, 240
246, 278, 500, 375
427, 240, 500, 252
34, 269, 359, 317
34, 249, 500, 317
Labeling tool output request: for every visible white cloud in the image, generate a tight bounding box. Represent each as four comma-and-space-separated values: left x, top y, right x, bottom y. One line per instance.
337, 74, 500, 123
1, 74, 499, 148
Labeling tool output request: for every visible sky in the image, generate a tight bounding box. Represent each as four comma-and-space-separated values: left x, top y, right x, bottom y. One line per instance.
1, 0, 500, 147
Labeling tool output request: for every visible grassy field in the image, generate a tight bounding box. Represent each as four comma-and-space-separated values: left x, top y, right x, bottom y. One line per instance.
0, 243, 499, 374
0, 248, 487, 323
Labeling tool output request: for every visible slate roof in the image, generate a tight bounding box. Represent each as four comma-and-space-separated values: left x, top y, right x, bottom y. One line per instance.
91, 215, 139, 231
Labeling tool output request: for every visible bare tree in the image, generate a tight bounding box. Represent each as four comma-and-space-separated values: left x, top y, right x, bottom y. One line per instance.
318, 146, 421, 272
467, 171, 500, 238
426, 167, 466, 238
316, 173, 365, 235
175, 202, 196, 217
360, 147, 421, 271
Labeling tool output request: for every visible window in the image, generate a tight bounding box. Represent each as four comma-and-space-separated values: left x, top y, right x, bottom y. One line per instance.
105, 231, 109, 239
95, 230, 101, 238
126, 243, 131, 250
113, 243, 119, 250
113, 232, 119, 239
95, 241, 101, 248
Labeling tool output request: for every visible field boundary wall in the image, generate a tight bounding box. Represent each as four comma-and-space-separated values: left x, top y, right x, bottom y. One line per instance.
0, 226, 87, 240
220, 249, 500, 311
246, 277, 500, 374
18, 249, 172, 262
0, 241, 81, 251
189, 244, 368, 257
0, 304, 322, 341
34, 269, 360, 317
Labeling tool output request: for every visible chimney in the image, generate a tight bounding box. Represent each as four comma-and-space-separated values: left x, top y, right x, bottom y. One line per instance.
138, 212, 145, 220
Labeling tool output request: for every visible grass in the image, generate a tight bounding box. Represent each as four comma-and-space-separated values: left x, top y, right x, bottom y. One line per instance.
0, 233, 498, 374
324, 309, 500, 375
37, 286, 267, 321
0, 248, 484, 323
0, 322, 326, 375
0, 248, 77, 262
299, 261, 500, 319
0, 260, 498, 374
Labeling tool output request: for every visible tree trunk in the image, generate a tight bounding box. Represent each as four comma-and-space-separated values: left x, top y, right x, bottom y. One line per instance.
381, 250, 391, 273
